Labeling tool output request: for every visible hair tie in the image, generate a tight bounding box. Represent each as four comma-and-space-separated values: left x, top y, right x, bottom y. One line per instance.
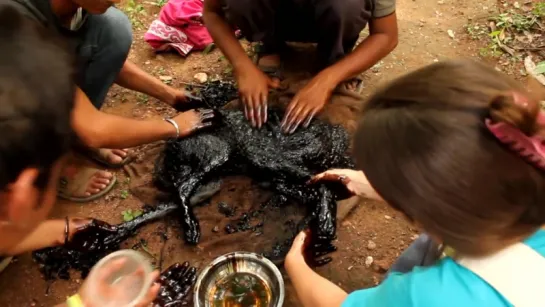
485, 100, 545, 171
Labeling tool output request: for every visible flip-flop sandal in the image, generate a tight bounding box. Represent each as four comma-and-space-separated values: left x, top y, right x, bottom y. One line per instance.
252, 47, 285, 81
0, 256, 12, 274
57, 167, 117, 203
85, 148, 134, 169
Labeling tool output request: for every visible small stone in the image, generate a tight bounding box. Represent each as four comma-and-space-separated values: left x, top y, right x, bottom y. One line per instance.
341, 220, 352, 227
447, 29, 455, 39
365, 256, 374, 267
411, 234, 419, 241
194, 72, 208, 83
212, 226, 220, 233
347, 266, 354, 271
145, 61, 151, 65
373, 259, 390, 273
384, 215, 392, 220
159, 75, 173, 82
367, 240, 377, 250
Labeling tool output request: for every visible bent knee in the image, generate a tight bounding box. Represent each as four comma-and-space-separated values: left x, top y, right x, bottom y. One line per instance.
95, 7, 133, 56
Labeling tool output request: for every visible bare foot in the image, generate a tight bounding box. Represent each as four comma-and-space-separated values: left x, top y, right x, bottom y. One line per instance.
58, 164, 116, 201
344, 79, 362, 91
88, 148, 130, 167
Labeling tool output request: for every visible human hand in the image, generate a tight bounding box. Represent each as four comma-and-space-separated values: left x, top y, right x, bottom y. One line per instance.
236, 64, 279, 128
172, 108, 216, 137
64, 218, 120, 253
286, 230, 337, 268
171, 89, 206, 112
281, 74, 333, 134
308, 169, 379, 199
78, 257, 161, 307
153, 262, 198, 307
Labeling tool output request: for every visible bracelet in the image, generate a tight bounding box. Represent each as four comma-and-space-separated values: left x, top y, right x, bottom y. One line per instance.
66, 294, 84, 307
64, 216, 69, 245
164, 118, 180, 138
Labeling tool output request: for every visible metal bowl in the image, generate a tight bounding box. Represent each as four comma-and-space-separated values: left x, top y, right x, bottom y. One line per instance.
194, 251, 285, 307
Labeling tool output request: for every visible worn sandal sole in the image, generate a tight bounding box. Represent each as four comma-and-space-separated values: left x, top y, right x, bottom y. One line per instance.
0, 257, 13, 274
58, 175, 117, 203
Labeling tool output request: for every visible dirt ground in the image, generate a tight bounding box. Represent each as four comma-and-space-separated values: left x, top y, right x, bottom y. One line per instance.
0, 0, 533, 306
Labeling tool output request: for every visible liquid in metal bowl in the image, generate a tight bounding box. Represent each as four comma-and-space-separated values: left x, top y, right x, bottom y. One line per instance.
194, 251, 285, 307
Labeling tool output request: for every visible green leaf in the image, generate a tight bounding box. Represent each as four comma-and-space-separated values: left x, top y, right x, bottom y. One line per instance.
489, 30, 501, 37
133, 210, 143, 218
535, 61, 545, 75
120, 190, 130, 199
203, 43, 215, 55
121, 209, 136, 222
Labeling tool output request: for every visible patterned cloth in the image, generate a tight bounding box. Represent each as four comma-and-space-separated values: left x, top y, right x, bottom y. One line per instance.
144, 0, 236, 56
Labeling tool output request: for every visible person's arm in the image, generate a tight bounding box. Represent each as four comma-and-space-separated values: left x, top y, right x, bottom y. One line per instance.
203, 0, 254, 75
2, 219, 67, 255
285, 232, 348, 307
115, 60, 183, 107
317, 13, 398, 91
203, 0, 278, 128
73, 87, 175, 148
281, 13, 398, 133
72, 87, 214, 149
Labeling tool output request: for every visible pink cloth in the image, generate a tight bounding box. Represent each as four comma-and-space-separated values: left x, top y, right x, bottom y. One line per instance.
144, 0, 213, 56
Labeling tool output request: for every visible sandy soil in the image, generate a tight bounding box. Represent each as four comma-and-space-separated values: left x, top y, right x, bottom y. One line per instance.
0, 0, 510, 306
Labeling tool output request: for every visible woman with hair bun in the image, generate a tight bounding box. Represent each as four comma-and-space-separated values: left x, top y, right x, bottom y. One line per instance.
287, 60, 545, 307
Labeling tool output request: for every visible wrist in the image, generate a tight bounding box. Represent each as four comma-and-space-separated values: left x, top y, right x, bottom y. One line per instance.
53, 219, 69, 246
163, 118, 180, 138
317, 67, 344, 92
233, 57, 257, 75
285, 251, 305, 272
162, 87, 179, 106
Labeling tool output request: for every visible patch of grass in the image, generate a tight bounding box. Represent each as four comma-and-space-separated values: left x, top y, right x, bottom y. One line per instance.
466, 2, 544, 59
223, 66, 233, 76
120, 190, 130, 199
491, 12, 537, 33
466, 24, 488, 40
137, 93, 149, 104
533, 2, 545, 17
124, 0, 147, 29
121, 209, 143, 222
154, 0, 168, 7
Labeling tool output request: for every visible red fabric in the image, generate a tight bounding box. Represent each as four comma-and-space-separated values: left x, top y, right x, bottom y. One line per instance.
144, 0, 213, 56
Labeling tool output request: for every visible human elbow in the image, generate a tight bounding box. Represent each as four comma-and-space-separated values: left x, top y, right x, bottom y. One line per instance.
388, 32, 399, 51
